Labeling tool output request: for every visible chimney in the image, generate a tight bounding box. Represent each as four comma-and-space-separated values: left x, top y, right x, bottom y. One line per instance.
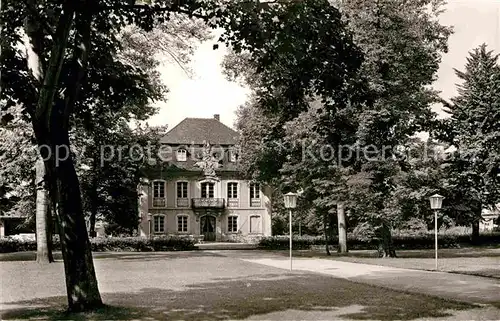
214, 114, 220, 121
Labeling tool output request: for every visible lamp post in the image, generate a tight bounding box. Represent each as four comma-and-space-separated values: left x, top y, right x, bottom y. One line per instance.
429, 194, 444, 271
147, 213, 152, 240
284, 192, 298, 271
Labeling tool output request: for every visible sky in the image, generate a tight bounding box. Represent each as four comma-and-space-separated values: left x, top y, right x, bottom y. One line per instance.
148, 0, 500, 130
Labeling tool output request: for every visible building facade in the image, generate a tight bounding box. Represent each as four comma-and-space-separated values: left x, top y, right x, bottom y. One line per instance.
137, 115, 272, 242
480, 205, 500, 232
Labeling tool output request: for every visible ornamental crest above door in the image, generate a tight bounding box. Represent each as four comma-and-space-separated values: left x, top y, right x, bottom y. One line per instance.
194, 141, 221, 179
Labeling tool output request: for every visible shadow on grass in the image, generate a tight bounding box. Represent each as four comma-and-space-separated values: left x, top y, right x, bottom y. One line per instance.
0, 251, 221, 262
1, 273, 477, 320
294, 247, 500, 259
446, 269, 500, 279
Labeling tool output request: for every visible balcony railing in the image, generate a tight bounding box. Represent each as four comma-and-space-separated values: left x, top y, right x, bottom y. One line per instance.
152, 198, 166, 207
176, 198, 190, 207
250, 198, 261, 207
227, 198, 239, 208
191, 198, 225, 209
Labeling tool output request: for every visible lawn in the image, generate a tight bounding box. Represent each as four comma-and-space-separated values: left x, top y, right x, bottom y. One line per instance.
293, 247, 500, 278
0, 251, 489, 320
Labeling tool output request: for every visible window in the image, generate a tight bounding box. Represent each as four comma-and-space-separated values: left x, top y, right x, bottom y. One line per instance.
177, 215, 188, 232
249, 183, 260, 199
176, 181, 189, 207
229, 149, 237, 162
177, 181, 188, 198
152, 181, 166, 207
228, 216, 238, 233
176, 149, 187, 162
227, 182, 239, 208
250, 183, 260, 207
153, 215, 165, 233
227, 182, 238, 199
250, 215, 262, 233
201, 182, 215, 198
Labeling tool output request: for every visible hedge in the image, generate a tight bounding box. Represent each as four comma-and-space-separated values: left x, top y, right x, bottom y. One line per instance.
0, 235, 197, 253
258, 232, 500, 251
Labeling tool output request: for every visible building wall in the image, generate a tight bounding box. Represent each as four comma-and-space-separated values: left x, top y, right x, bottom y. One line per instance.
138, 176, 272, 242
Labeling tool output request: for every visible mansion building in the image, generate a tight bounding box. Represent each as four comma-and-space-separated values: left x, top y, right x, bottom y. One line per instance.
137, 115, 272, 242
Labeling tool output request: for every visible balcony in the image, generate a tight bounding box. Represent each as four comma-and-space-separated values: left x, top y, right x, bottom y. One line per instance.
191, 198, 225, 209
176, 198, 190, 207
250, 198, 261, 207
152, 198, 166, 208
227, 198, 239, 208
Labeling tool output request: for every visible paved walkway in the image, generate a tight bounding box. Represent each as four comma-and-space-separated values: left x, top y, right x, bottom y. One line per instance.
215, 251, 500, 307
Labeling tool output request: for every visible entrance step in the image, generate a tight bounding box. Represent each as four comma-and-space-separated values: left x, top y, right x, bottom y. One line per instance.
195, 242, 258, 250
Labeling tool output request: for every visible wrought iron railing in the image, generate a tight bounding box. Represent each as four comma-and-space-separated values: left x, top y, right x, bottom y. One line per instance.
250, 198, 261, 207
191, 198, 225, 209
227, 198, 239, 208
176, 198, 190, 207
152, 198, 166, 207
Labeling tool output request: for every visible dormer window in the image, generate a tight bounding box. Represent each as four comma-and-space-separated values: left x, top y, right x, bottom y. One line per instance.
177, 149, 187, 162
229, 149, 237, 162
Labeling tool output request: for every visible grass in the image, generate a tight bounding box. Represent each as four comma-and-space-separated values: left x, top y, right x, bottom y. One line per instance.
291, 247, 500, 279
0, 251, 484, 320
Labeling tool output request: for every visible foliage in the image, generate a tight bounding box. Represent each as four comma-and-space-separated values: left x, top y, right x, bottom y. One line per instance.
91, 235, 197, 251
333, 0, 452, 256
259, 235, 325, 250
0, 235, 197, 253
1, 0, 216, 310
1, 4, 209, 234
388, 138, 452, 230
258, 231, 500, 251
225, 0, 367, 245
435, 44, 500, 232
228, 0, 452, 257
0, 106, 37, 217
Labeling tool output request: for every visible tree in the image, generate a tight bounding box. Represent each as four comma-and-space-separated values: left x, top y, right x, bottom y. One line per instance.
436, 44, 500, 241
79, 122, 168, 236
338, 0, 452, 257
225, 0, 367, 254
5, 0, 330, 310
35, 156, 54, 263
74, 17, 208, 237
1, 0, 214, 311
0, 103, 54, 262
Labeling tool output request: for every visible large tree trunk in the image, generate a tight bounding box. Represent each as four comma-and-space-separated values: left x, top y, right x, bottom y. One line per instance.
35, 157, 54, 263
36, 133, 102, 311
471, 208, 481, 244
88, 160, 99, 237
377, 224, 396, 258
337, 203, 348, 254
323, 211, 331, 256
88, 176, 98, 238
89, 208, 97, 237
29, 0, 102, 312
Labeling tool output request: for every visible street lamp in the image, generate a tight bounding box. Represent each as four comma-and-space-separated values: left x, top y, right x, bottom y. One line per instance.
284, 192, 298, 271
147, 213, 152, 239
429, 194, 444, 270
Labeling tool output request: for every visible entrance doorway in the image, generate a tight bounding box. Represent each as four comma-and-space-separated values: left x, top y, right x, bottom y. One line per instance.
200, 215, 216, 242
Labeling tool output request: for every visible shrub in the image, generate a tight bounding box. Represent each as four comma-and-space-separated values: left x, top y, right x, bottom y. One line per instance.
258, 235, 324, 250
0, 235, 196, 253
258, 232, 500, 251
0, 237, 37, 253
